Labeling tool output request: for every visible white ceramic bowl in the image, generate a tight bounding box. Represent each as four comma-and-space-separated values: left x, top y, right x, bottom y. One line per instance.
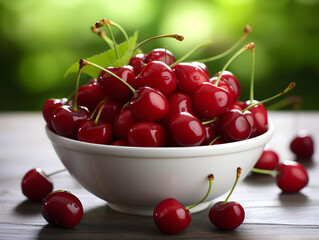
46, 123, 274, 216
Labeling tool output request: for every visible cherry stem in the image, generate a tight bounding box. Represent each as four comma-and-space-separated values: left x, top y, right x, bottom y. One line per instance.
91, 26, 113, 49
94, 101, 106, 124
202, 117, 218, 125
193, 25, 251, 64
266, 95, 302, 111
170, 40, 212, 68
250, 47, 255, 103
209, 135, 221, 145
214, 42, 255, 86
109, 20, 130, 50
47, 169, 67, 178
185, 174, 214, 211
251, 168, 279, 176
81, 59, 137, 95
242, 82, 296, 113
73, 61, 84, 111
133, 34, 184, 52
106, 24, 119, 59
223, 167, 241, 204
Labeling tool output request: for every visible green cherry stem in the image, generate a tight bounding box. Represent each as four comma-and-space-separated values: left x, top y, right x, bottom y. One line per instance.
266, 95, 302, 111
242, 82, 296, 113
223, 167, 241, 204
73, 61, 85, 112
94, 101, 106, 124
133, 34, 184, 52
251, 168, 280, 176
80, 59, 137, 95
91, 26, 113, 49
209, 135, 222, 145
170, 40, 212, 68
250, 47, 255, 103
106, 24, 119, 59
47, 169, 67, 178
185, 174, 214, 211
214, 42, 255, 86
109, 20, 130, 50
193, 25, 252, 64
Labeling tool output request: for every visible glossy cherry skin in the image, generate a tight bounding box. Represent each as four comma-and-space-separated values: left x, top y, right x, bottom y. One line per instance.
42, 190, 83, 228
21, 168, 53, 201
209, 201, 245, 231
173, 62, 209, 96
214, 71, 241, 101
209, 77, 237, 105
219, 109, 252, 142
134, 61, 177, 96
129, 53, 146, 75
129, 86, 169, 122
290, 132, 314, 159
243, 100, 268, 136
276, 160, 309, 193
77, 119, 113, 144
98, 99, 121, 124
191, 62, 210, 78
193, 82, 230, 119
254, 150, 279, 170
162, 92, 195, 126
111, 139, 127, 146
153, 198, 191, 234
76, 80, 105, 112
243, 110, 257, 138
202, 122, 219, 145
42, 98, 67, 129
51, 105, 90, 139
127, 122, 167, 147
113, 109, 137, 141
169, 112, 205, 147
145, 48, 176, 66
98, 65, 136, 102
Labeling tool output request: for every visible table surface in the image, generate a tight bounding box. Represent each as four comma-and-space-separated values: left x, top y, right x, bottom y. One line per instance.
1, 111, 318, 240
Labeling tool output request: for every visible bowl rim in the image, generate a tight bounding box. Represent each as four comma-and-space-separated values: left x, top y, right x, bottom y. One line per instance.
46, 123, 274, 158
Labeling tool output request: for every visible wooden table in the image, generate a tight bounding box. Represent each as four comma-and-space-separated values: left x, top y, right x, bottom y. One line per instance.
1, 111, 318, 239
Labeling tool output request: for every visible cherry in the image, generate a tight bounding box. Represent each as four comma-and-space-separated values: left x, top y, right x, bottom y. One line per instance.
290, 131, 314, 159
134, 61, 177, 96
276, 160, 309, 193
129, 53, 146, 75
129, 86, 169, 122
254, 149, 279, 170
145, 48, 176, 65
243, 109, 257, 138
51, 61, 90, 139
209, 76, 237, 105
242, 101, 268, 136
153, 174, 214, 234
98, 99, 121, 124
42, 98, 67, 129
193, 82, 231, 119
127, 122, 167, 147
21, 168, 54, 201
214, 71, 241, 101
191, 62, 210, 78
42, 190, 83, 228
98, 65, 136, 102
77, 119, 113, 144
209, 167, 245, 231
113, 109, 137, 141
202, 122, 219, 145
169, 112, 205, 147
111, 139, 127, 146
75, 79, 105, 112
173, 62, 209, 96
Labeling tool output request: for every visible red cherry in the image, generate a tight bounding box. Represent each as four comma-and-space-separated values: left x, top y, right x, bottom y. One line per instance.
209, 201, 245, 231
218, 109, 252, 142
98, 99, 121, 124
290, 132, 314, 159
202, 122, 219, 145
243, 100, 268, 136
191, 61, 210, 78
51, 105, 90, 139
276, 160, 309, 193
76, 80, 105, 112
243, 110, 258, 138
98, 65, 136, 102
111, 139, 127, 146
127, 122, 167, 147
113, 109, 138, 141
129, 86, 169, 122
209, 76, 237, 105
193, 82, 231, 119
153, 198, 191, 234
42, 98, 67, 129
169, 112, 205, 147
21, 168, 53, 201
254, 150, 279, 170
214, 71, 241, 101
134, 61, 177, 96
77, 119, 113, 144
42, 190, 83, 228
173, 62, 209, 96
145, 48, 176, 65
129, 53, 146, 75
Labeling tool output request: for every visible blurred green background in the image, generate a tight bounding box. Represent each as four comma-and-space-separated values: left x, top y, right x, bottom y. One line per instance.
0, 0, 318, 111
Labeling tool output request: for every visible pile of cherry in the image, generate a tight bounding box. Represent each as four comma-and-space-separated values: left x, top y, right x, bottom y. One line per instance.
21, 19, 314, 232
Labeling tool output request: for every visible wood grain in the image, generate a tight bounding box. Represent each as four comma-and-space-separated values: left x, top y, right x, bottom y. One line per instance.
0, 112, 318, 239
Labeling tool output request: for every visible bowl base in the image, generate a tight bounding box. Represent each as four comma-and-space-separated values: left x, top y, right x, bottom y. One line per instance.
107, 201, 212, 216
